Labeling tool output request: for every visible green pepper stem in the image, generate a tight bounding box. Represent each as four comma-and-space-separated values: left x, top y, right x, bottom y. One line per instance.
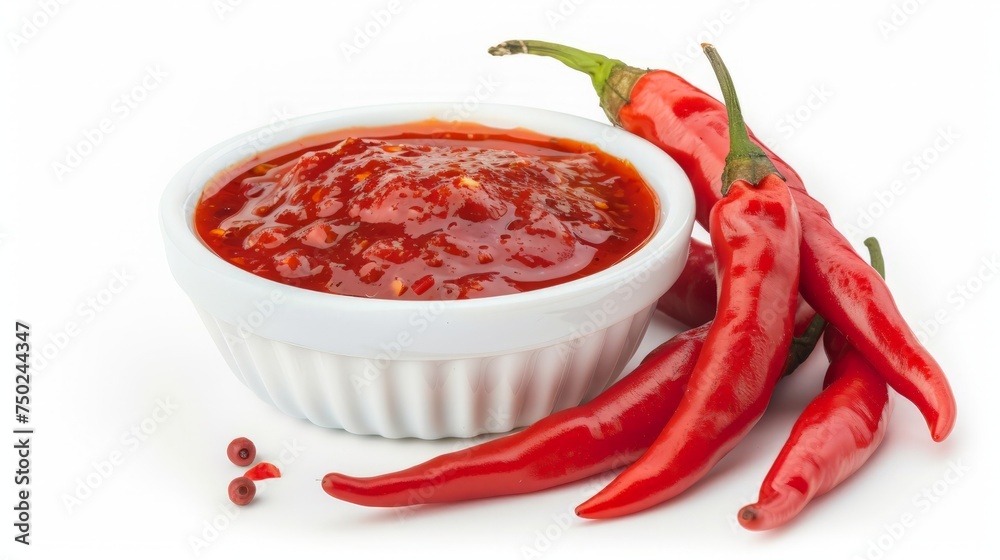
864, 237, 886, 279
488, 40, 646, 125
488, 40, 618, 95
701, 43, 777, 193
784, 314, 827, 377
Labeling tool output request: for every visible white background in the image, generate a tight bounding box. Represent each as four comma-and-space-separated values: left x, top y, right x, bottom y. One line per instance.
3, 1, 999, 558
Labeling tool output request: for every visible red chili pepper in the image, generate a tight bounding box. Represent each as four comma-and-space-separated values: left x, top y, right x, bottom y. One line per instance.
656, 238, 716, 327
490, 40, 956, 442
822, 238, 885, 362
742, 347, 892, 530
658, 238, 821, 375
739, 237, 892, 530
574, 46, 801, 519
795, 198, 952, 441
322, 323, 709, 507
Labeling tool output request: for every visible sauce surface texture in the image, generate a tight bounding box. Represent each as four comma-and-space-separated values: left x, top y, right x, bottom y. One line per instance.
195, 122, 658, 300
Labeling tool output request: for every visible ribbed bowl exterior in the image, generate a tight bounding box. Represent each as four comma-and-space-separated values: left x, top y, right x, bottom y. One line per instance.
196, 304, 655, 439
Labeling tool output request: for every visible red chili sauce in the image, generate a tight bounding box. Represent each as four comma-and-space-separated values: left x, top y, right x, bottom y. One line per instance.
195, 121, 659, 300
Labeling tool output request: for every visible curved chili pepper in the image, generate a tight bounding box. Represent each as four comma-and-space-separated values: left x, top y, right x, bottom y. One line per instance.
489, 40, 955, 442
322, 324, 708, 506
739, 237, 892, 531
820, 239, 881, 362
575, 46, 801, 519
741, 348, 892, 530
794, 196, 952, 441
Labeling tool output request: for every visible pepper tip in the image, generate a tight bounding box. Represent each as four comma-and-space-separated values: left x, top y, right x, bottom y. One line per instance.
574, 503, 598, 519
575, 492, 627, 519
926, 399, 956, 442
737, 505, 763, 530
321, 472, 349, 498
574, 498, 604, 519
931, 417, 954, 443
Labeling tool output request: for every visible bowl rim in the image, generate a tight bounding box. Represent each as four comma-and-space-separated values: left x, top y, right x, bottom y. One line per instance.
160, 102, 694, 358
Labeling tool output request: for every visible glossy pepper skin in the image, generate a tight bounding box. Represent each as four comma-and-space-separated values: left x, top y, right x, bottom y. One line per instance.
321, 324, 709, 507
794, 215, 952, 440
574, 44, 802, 520
740, 346, 892, 530
657, 238, 822, 376
489, 40, 956, 442
577, 172, 801, 518
656, 238, 717, 327
741, 238, 892, 530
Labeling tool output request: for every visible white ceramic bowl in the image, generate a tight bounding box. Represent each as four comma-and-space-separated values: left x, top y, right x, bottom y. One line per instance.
160, 103, 694, 439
